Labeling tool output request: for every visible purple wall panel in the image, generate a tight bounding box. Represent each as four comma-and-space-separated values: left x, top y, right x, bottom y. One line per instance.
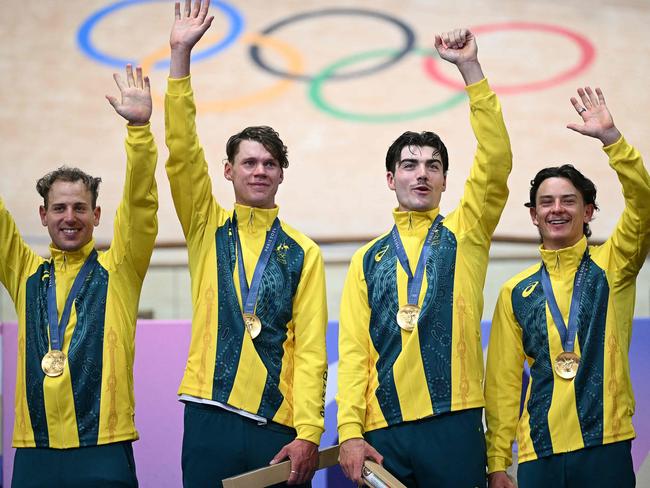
2, 318, 649, 487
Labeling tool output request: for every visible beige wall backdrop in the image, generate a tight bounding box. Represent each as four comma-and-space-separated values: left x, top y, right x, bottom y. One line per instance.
2, 0, 650, 253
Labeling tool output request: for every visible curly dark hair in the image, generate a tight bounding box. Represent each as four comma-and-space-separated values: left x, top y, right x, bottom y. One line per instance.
385, 131, 449, 174
525, 164, 599, 238
226, 126, 289, 168
36, 166, 102, 208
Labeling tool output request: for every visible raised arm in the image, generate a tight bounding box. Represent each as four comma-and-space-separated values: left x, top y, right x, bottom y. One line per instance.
169, 0, 214, 78
104, 65, 158, 280
435, 28, 512, 239
568, 86, 650, 273
166, 0, 222, 238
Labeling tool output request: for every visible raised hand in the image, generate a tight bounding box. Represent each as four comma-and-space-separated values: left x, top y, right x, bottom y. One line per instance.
567, 87, 621, 146
170, 0, 214, 51
170, 0, 214, 78
106, 64, 152, 126
434, 28, 483, 85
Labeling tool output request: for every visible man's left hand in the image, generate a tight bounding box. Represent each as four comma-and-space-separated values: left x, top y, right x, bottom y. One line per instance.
270, 438, 318, 485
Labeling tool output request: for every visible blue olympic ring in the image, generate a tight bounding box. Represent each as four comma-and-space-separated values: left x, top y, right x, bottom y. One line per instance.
76, 0, 243, 70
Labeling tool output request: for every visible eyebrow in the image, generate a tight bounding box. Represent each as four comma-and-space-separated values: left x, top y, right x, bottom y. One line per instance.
399, 157, 442, 164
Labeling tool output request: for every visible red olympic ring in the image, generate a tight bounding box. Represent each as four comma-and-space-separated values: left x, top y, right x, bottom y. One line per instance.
424, 22, 596, 95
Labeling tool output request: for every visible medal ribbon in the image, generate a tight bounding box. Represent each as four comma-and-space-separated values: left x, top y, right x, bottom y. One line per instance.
47, 249, 98, 351
391, 214, 443, 306
540, 251, 589, 353
233, 215, 281, 315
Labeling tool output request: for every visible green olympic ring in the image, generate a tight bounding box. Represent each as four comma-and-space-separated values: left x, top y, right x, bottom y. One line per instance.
309, 48, 467, 123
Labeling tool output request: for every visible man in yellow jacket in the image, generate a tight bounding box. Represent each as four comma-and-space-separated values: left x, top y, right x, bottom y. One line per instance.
337, 28, 512, 487
165, 2, 327, 486
485, 87, 650, 488
2, 64, 158, 487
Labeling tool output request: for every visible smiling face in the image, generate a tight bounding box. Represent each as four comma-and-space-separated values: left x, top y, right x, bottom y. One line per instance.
224, 139, 284, 209
39, 180, 101, 252
387, 145, 447, 212
530, 176, 594, 250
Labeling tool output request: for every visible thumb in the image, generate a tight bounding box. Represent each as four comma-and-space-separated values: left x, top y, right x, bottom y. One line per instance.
566, 123, 586, 134
367, 445, 383, 465
105, 95, 119, 110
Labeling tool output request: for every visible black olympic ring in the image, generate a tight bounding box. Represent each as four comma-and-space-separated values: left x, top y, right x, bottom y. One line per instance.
249, 8, 416, 82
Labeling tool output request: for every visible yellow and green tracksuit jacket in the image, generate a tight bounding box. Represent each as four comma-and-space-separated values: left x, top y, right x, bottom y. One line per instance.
337, 79, 512, 442
485, 137, 650, 472
165, 76, 328, 445
0, 124, 158, 448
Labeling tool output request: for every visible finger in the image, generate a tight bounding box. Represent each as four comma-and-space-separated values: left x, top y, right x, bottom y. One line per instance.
144, 76, 151, 93
135, 66, 144, 89
442, 31, 451, 49
452, 29, 463, 48
191, 0, 200, 18
184, 0, 191, 17
269, 446, 288, 465
198, 0, 210, 21
105, 95, 119, 110
174, 1, 180, 20
566, 123, 587, 134
577, 87, 591, 108
569, 96, 586, 116
113, 72, 127, 92
126, 64, 135, 87
595, 87, 606, 105
585, 86, 598, 107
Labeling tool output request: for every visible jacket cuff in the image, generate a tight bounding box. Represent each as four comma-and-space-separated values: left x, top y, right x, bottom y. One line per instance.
338, 422, 364, 443
295, 424, 323, 445
487, 455, 510, 473
466, 77, 490, 101
167, 75, 192, 96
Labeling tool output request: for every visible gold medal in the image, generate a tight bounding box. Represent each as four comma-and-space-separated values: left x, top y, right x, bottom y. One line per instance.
41, 350, 66, 377
554, 351, 580, 379
242, 313, 262, 339
396, 304, 420, 331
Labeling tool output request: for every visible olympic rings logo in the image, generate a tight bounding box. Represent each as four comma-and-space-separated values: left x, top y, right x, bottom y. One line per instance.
77, 1, 596, 123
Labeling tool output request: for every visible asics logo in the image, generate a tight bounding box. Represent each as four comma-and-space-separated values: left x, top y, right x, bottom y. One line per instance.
522, 281, 539, 297
374, 245, 389, 262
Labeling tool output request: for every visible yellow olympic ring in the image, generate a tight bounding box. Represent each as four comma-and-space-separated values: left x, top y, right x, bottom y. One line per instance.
140, 33, 304, 112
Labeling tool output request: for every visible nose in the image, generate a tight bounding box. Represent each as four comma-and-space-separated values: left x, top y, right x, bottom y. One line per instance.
252, 162, 268, 177
63, 207, 75, 222
551, 199, 563, 212
415, 162, 427, 180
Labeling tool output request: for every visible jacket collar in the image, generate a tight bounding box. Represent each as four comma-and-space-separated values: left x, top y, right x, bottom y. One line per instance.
49, 239, 96, 271
233, 203, 280, 235
392, 207, 440, 236
539, 236, 588, 276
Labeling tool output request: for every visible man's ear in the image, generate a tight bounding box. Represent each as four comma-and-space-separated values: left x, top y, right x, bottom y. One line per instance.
224, 161, 233, 181
39, 205, 47, 226
529, 207, 539, 227
93, 206, 101, 227
583, 203, 595, 223
386, 171, 396, 191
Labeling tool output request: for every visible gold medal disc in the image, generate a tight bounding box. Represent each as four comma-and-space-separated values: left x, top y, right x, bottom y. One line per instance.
396, 304, 421, 331
243, 313, 262, 339
41, 350, 66, 377
554, 351, 580, 379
